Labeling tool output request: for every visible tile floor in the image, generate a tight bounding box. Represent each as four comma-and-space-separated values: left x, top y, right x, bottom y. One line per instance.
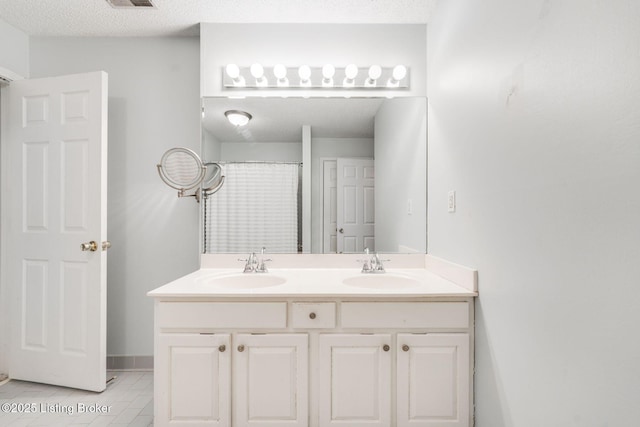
0, 371, 153, 426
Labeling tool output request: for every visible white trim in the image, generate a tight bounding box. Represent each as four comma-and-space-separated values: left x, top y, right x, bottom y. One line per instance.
0, 66, 24, 83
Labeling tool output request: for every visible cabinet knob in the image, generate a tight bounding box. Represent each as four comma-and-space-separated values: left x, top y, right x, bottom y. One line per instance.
309, 312, 316, 319
383, 344, 390, 352
402, 344, 410, 352
237, 345, 245, 352
218, 345, 226, 352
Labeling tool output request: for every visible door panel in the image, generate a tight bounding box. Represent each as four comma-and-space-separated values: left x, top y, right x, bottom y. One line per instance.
319, 334, 391, 426
156, 333, 231, 426
336, 159, 375, 253
3, 72, 108, 391
234, 334, 308, 427
397, 334, 470, 427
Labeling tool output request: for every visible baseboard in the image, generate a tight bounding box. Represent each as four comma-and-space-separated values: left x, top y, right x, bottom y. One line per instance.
107, 355, 153, 371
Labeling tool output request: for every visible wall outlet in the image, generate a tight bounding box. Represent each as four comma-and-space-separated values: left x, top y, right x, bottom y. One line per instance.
448, 190, 456, 213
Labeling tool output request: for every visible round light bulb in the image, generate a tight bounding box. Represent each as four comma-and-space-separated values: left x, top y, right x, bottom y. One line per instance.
298, 65, 311, 81
250, 63, 264, 78
368, 65, 382, 80
392, 64, 407, 81
273, 64, 287, 79
322, 64, 335, 79
225, 63, 240, 79
345, 64, 359, 80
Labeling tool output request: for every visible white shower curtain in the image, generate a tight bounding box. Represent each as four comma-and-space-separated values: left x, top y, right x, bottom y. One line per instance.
205, 162, 299, 253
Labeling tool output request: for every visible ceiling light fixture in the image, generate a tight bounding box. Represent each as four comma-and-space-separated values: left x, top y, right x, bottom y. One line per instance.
224, 110, 252, 127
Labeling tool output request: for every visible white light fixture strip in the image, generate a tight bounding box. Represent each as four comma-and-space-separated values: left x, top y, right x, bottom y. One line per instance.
222, 65, 409, 90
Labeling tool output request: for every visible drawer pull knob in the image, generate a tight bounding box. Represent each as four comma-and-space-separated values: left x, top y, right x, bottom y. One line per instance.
238, 345, 245, 352
383, 344, 390, 352
402, 344, 410, 352
309, 312, 316, 319
218, 345, 226, 352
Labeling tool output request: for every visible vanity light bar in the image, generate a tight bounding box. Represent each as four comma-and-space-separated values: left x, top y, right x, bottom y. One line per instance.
223, 64, 409, 90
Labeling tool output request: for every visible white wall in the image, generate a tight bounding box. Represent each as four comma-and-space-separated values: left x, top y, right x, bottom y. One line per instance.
0, 17, 28, 79
375, 98, 426, 253
311, 137, 374, 253
428, 1, 640, 426
29, 37, 201, 357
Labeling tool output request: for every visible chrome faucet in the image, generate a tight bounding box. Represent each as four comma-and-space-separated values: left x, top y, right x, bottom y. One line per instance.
240, 247, 271, 273
358, 248, 388, 273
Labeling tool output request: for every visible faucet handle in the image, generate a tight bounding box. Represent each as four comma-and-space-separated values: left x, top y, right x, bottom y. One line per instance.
356, 258, 372, 272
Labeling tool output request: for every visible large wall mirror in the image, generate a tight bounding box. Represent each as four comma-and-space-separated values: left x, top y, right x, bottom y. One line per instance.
201, 96, 426, 254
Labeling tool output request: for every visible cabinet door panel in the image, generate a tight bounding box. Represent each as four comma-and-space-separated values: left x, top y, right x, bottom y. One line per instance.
234, 334, 308, 427
397, 334, 470, 427
319, 334, 391, 426
156, 334, 230, 427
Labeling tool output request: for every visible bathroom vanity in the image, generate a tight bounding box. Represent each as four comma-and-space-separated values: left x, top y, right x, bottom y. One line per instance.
148, 254, 477, 427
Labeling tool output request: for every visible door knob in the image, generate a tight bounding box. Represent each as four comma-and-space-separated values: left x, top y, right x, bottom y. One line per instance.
338, 228, 344, 234
80, 241, 98, 252
102, 241, 111, 251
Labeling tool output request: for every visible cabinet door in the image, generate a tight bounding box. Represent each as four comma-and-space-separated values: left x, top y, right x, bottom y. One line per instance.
155, 333, 231, 427
319, 334, 392, 427
397, 334, 470, 427
234, 334, 308, 427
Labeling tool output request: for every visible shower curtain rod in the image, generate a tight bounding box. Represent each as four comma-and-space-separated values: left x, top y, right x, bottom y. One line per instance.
216, 161, 303, 166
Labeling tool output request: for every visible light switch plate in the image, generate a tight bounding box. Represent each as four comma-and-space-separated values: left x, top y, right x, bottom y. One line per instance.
448, 190, 456, 213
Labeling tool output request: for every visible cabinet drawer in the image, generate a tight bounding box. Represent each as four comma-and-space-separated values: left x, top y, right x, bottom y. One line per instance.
157, 302, 287, 330
341, 302, 469, 329
291, 302, 336, 329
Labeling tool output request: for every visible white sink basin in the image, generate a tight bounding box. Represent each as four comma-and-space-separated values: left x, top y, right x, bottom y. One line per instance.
199, 274, 286, 289
342, 274, 421, 290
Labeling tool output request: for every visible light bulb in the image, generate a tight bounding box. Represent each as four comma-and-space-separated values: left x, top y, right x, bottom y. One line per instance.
273, 64, 289, 87
298, 65, 312, 87
392, 64, 407, 81
343, 64, 358, 88
365, 65, 382, 87
225, 63, 245, 87
322, 64, 335, 87
345, 64, 358, 79
387, 64, 407, 88
225, 63, 240, 79
250, 63, 267, 86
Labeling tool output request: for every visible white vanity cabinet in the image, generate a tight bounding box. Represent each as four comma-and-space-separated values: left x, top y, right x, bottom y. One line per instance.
153, 299, 474, 427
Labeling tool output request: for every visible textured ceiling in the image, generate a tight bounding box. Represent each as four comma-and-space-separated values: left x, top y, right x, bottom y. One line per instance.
0, 0, 434, 37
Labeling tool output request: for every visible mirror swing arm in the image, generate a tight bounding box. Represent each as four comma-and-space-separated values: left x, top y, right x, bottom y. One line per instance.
157, 147, 225, 203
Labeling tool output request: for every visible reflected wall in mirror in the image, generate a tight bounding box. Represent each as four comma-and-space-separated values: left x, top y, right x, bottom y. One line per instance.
201, 97, 426, 254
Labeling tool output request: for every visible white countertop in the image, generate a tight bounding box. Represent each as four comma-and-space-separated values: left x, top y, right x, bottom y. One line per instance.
148, 261, 478, 299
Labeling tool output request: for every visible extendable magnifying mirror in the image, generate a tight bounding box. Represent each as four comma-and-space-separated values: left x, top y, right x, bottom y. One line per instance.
157, 147, 206, 202
202, 162, 225, 198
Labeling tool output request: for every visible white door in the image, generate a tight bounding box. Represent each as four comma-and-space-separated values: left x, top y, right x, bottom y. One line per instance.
2, 72, 108, 392
234, 333, 308, 427
319, 334, 391, 427
156, 333, 231, 427
336, 159, 375, 253
397, 334, 470, 427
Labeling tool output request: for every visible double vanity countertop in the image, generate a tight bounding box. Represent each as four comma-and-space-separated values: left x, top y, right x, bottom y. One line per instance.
148, 254, 478, 299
